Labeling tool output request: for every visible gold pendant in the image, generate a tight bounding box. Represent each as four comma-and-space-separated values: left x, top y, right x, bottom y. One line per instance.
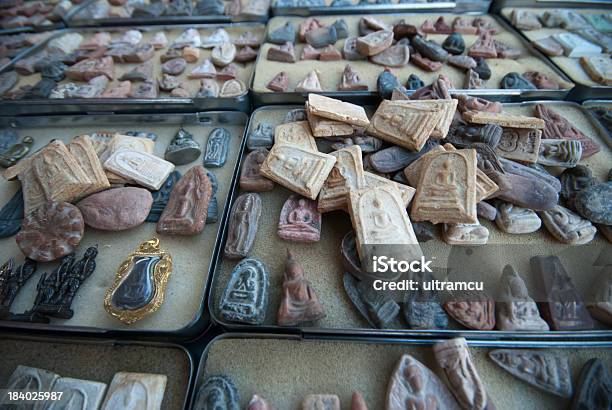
104, 237, 173, 325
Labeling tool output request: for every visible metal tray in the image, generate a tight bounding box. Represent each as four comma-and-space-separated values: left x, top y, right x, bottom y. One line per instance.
569, 82, 612, 102
65, 0, 268, 27
208, 101, 612, 342
191, 332, 612, 409
490, 0, 612, 14
0, 17, 65, 36
271, 1, 464, 17
0, 26, 34, 35
250, 13, 574, 107
0, 332, 194, 410
0, 111, 247, 341
497, 6, 612, 101
0, 23, 264, 115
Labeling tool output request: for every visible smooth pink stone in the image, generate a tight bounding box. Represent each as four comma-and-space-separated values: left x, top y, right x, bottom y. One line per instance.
77, 187, 152, 231
277, 194, 321, 243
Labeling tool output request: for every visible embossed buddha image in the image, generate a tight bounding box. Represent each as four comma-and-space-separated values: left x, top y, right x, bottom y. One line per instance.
368, 196, 397, 244
279, 197, 319, 238
326, 163, 347, 189
207, 136, 222, 159
496, 351, 555, 388
416, 151, 475, 224
103, 379, 149, 409
226, 269, 257, 305
431, 158, 458, 197
400, 363, 438, 409
286, 199, 315, 229
163, 170, 206, 227
227, 195, 255, 255
7, 370, 44, 392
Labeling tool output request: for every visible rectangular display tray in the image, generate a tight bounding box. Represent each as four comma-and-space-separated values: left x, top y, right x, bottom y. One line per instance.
498, 7, 612, 101
0, 23, 264, 115
65, 0, 269, 27
250, 13, 574, 106
192, 333, 612, 409
0, 333, 193, 410
0, 111, 247, 341
208, 101, 612, 341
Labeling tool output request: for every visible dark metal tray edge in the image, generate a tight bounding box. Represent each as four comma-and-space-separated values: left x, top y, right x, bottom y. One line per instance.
491, 0, 612, 14
271, 1, 459, 17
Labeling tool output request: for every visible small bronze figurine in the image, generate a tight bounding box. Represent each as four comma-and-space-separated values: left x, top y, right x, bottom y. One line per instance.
27, 245, 98, 320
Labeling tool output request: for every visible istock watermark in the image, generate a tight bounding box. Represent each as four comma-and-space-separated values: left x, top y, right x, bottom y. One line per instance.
372, 255, 433, 274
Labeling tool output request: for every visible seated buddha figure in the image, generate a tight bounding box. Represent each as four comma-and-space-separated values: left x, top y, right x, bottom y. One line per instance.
277, 196, 320, 243
277, 250, 325, 326
496, 265, 549, 331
